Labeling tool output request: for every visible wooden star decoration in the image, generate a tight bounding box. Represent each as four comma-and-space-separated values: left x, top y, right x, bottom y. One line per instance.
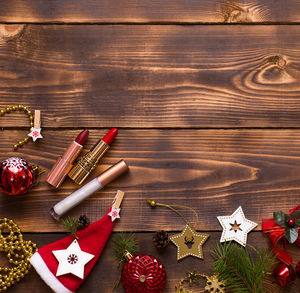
217, 206, 257, 246
170, 224, 209, 260
52, 239, 94, 279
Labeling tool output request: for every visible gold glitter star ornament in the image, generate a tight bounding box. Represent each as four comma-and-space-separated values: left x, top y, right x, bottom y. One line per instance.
170, 224, 209, 260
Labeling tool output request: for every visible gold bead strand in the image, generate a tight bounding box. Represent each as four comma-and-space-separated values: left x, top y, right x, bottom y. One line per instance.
0, 219, 37, 291
0, 105, 33, 150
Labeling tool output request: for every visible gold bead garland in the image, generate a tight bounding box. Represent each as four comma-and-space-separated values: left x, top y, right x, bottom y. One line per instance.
0, 105, 33, 150
0, 218, 37, 292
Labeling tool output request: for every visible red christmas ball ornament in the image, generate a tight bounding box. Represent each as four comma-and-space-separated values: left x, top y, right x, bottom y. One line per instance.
273, 263, 296, 287
121, 252, 166, 293
296, 261, 300, 278
0, 157, 34, 195
287, 218, 295, 228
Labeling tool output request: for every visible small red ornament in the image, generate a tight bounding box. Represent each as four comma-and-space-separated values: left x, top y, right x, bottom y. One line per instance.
273, 263, 296, 287
0, 157, 34, 195
121, 252, 166, 293
296, 261, 300, 278
287, 218, 295, 228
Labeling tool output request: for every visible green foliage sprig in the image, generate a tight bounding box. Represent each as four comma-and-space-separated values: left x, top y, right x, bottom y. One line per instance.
211, 242, 275, 293
273, 210, 300, 243
112, 233, 138, 290
113, 232, 138, 266
61, 217, 79, 239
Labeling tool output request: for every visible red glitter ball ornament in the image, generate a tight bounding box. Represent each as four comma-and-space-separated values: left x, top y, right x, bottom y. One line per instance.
0, 157, 34, 195
273, 263, 296, 287
121, 253, 166, 293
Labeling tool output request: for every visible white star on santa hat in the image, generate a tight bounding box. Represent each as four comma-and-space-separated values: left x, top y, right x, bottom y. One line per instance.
28, 127, 43, 142
108, 207, 121, 222
52, 239, 94, 279
217, 206, 257, 246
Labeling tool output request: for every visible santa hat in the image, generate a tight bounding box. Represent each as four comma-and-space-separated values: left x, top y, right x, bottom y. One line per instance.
30, 191, 124, 293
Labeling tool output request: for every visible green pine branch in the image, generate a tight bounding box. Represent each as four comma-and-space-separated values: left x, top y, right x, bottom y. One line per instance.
61, 217, 79, 239
112, 232, 139, 291
211, 242, 275, 293
112, 232, 138, 266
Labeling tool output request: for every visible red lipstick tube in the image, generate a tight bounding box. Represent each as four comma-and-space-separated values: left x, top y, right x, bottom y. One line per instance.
68, 128, 118, 185
46, 129, 89, 188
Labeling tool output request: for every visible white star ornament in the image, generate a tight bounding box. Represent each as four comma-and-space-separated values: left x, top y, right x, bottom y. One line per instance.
217, 206, 257, 246
52, 239, 94, 279
108, 207, 121, 222
28, 127, 43, 142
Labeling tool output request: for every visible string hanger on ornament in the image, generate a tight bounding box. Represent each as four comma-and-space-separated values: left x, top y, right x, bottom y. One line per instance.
146, 199, 209, 260
0, 105, 43, 150
146, 199, 199, 229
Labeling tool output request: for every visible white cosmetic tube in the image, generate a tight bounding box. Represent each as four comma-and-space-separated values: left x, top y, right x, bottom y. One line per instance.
50, 160, 128, 221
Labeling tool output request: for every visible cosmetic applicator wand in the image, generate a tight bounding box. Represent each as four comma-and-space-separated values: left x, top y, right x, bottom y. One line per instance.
50, 160, 129, 221
68, 128, 118, 185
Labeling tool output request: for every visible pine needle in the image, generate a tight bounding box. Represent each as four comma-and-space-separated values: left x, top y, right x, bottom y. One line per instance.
61, 217, 79, 239
112, 233, 138, 291
112, 232, 138, 266
211, 242, 276, 293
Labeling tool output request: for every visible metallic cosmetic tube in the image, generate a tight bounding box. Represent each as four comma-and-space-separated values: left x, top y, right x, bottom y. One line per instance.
46, 141, 83, 188
68, 140, 109, 185
50, 160, 128, 220
68, 128, 118, 185
46, 130, 88, 188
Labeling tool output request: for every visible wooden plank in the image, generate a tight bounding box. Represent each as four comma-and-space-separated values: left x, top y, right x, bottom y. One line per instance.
0, 0, 299, 24
1, 25, 300, 128
8, 232, 300, 292
1, 129, 300, 232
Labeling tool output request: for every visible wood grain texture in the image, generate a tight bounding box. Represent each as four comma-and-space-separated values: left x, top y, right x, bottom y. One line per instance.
0, 0, 298, 23
1, 25, 300, 128
7, 232, 300, 293
1, 129, 300, 232
0, 1, 298, 293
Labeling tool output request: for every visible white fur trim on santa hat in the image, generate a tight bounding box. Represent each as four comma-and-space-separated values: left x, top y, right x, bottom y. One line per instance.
30, 252, 74, 293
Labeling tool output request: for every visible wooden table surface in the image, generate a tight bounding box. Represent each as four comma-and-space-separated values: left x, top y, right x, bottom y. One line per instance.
0, 1, 300, 292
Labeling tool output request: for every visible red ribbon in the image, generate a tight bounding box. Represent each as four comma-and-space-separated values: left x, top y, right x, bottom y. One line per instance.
262, 205, 300, 265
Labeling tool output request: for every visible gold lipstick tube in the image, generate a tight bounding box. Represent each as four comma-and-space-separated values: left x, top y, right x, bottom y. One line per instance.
68, 139, 109, 184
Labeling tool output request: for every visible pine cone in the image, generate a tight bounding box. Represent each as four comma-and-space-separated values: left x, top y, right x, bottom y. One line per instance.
77, 215, 90, 230
153, 230, 169, 248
